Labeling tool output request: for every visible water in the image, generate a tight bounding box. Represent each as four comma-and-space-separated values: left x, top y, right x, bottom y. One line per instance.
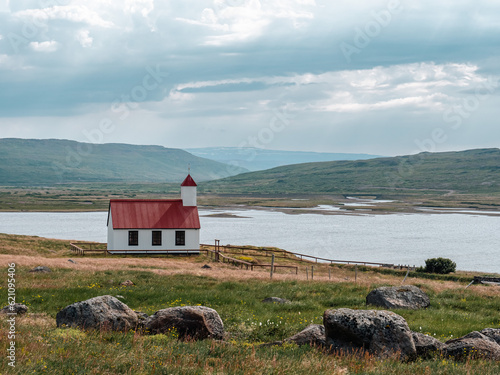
0, 209, 498, 273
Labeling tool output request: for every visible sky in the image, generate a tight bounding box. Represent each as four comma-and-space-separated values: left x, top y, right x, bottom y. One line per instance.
0, 0, 499, 156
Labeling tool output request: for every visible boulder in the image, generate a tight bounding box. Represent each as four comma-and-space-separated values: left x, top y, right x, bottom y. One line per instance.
120, 280, 134, 286
56, 295, 139, 332
262, 297, 290, 304
444, 331, 500, 360
143, 306, 224, 340
366, 285, 430, 310
201, 264, 212, 269
1, 303, 28, 315
285, 324, 326, 347
480, 328, 500, 345
323, 308, 416, 360
29, 266, 51, 273
412, 332, 445, 357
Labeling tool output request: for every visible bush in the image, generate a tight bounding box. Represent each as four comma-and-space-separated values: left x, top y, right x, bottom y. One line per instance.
422, 257, 456, 274
236, 256, 256, 264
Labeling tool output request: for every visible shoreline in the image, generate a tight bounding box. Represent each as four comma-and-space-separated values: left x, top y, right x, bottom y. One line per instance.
1, 203, 500, 217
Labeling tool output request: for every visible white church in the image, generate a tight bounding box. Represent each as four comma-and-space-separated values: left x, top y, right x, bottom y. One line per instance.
106, 174, 200, 254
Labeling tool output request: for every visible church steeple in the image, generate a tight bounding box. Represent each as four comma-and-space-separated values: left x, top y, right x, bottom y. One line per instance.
181, 174, 197, 206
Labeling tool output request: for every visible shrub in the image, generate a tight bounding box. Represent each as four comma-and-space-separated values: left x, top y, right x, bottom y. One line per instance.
422, 257, 456, 274
236, 256, 256, 264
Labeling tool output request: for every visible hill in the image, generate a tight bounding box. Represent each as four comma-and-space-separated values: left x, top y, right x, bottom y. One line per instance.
201, 148, 500, 195
0, 138, 248, 185
186, 147, 381, 171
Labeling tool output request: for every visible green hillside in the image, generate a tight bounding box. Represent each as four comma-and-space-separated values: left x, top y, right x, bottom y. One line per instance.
201, 148, 500, 195
0, 138, 248, 185
186, 147, 381, 171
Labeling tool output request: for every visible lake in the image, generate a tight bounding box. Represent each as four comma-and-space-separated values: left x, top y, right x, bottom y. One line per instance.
0, 209, 499, 273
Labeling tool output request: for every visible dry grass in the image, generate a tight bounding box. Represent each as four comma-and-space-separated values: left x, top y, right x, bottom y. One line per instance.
3, 252, 499, 299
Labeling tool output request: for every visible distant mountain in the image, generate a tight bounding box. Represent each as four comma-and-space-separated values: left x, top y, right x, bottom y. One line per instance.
201, 148, 500, 195
185, 147, 381, 171
0, 139, 248, 185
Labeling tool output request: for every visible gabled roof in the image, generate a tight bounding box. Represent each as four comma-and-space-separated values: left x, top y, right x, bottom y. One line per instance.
108, 199, 200, 229
181, 174, 197, 187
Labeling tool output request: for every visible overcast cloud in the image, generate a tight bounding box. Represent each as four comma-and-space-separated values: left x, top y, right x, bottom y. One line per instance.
0, 0, 499, 155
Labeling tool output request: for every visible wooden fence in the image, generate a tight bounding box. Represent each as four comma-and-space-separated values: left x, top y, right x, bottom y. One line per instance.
70, 242, 108, 256
200, 243, 414, 270
203, 248, 299, 274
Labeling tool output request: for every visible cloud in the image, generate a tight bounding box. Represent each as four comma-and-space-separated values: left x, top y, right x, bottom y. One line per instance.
167, 62, 493, 115
76, 29, 93, 48
311, 63, 490, 113
0, 1, 500, 155
14, 6, 115, 28
0, 0, 8, 13
174, 0, 316, 46
29, 40, 59, 52
124, 0, 154, 17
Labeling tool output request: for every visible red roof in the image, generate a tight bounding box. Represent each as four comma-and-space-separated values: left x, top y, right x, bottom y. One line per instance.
108, 199, 200, 229
181, 174, 197, 187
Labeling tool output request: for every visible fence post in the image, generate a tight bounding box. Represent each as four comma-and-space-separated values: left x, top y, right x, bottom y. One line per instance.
311, 266, 314, 280
306, 267, 308, 280
355, 265, 358, 283
401, 268, 410, 285
270, 254, 275, 279
329, 268, 331, 280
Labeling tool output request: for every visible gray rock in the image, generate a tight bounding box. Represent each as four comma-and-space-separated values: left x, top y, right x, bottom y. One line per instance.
366, 285, 430, 310
1, 303, 28, 315
444, 331, 500, 360
323, 308, 416, 360
201, 264, 212, 269
29, 266, 51, 273
68, 259, 77, 264
262, 297, 291, 304
143, 306, 224, 340
56, 295, 139, 332
480, 328, 500, 345
412, 332, 446, 357
285, 324, 326, 347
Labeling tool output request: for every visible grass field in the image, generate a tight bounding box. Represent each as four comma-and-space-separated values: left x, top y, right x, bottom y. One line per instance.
1, 234, 500, 374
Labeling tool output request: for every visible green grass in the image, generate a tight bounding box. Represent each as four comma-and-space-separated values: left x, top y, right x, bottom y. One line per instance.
2, 265, 500, 374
